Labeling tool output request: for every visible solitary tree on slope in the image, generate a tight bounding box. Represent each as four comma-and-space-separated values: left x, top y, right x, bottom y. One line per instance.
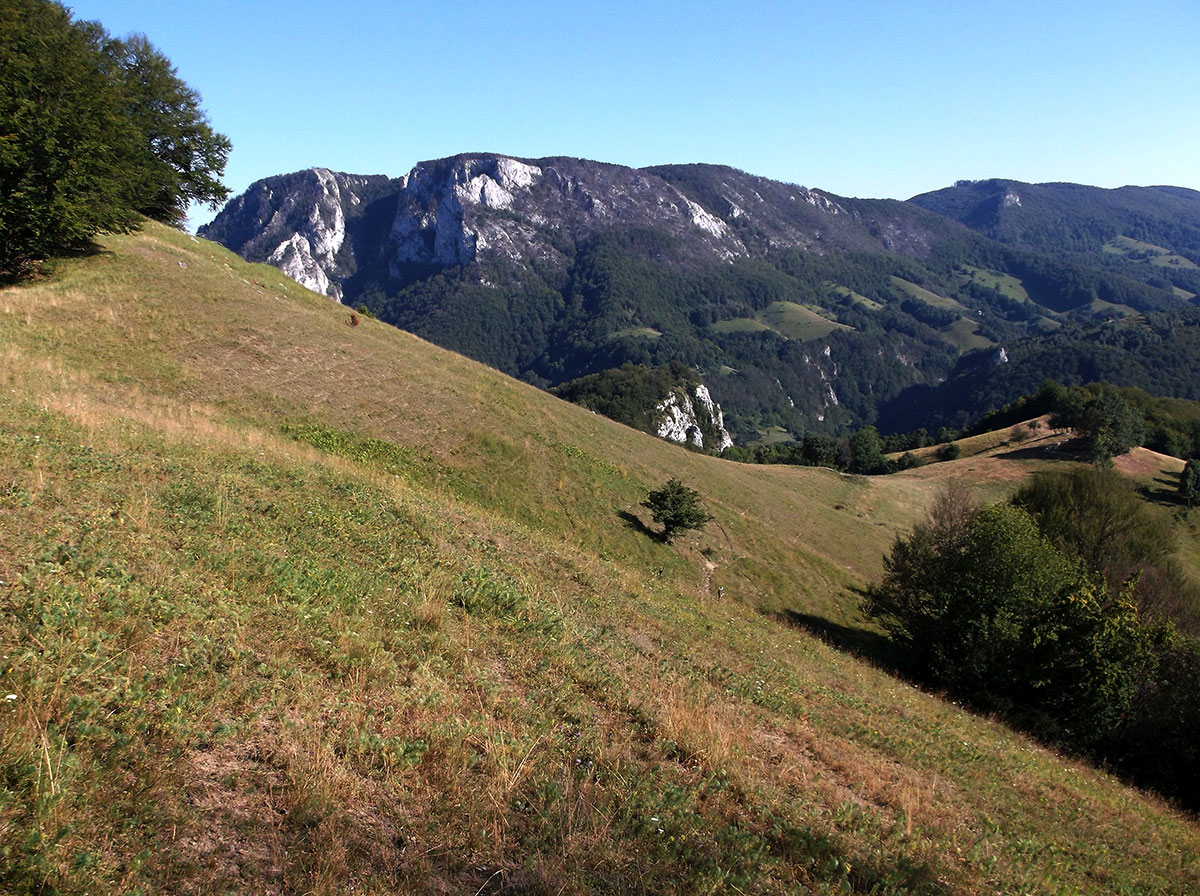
642, 478, 713, 543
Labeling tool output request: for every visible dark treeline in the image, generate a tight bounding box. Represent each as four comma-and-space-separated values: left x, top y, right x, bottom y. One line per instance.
879, 308, 1200, 435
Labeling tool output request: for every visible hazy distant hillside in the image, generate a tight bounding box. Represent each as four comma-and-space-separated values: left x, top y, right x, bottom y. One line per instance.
202, 156, 1195, 442
879, 306, 1200, 433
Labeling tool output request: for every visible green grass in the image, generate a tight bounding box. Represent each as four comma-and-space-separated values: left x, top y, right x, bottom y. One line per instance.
1089, 299, 1140, 317
710, 317, 771, 334
1, 222, 1197, 895
960, 265, 1032, 303
711, 302, 851, 342
889, 276, 965, 311
943, 317, 994, 351
1103, 235, 1200, 271
759, 301, 852, 340
827, 282, 883, 311
754, 425, 796, 445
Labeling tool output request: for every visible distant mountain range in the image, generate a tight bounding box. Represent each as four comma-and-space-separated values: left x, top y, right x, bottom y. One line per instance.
199, 157, 1200, 442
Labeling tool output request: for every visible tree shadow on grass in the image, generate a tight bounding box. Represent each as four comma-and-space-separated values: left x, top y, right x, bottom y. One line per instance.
1145, 469, 1187, 507
994, 442, 1082, 462
617, 509, 665, 543
776, 596, 912, 675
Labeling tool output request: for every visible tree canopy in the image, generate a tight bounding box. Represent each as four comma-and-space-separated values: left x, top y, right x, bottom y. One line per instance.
0, 0, 229, 278
861, 493, 1150, 741
99, 32, 231, 223
864, 482, 1200, 808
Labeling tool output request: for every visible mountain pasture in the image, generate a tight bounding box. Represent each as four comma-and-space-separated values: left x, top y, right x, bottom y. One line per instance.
1, 224, 1197, 895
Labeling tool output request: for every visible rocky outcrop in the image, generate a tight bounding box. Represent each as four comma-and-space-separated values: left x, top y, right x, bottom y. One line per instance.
655, 384, 733, 451
382, 154, 750, 272
199, 168, 397, 302
201, 153, 960, 312
201, 155, 760, 301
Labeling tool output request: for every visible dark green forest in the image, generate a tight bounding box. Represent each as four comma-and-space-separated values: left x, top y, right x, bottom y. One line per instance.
879, 309, 1200, 435
866, 474, 1200, 810
365, 215, 1200, 444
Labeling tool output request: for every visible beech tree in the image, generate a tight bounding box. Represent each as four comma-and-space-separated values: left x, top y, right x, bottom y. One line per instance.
101, 32, 231, 223
1, 0, 138, 276
0, 0, 229, 277
864, 489, 1152, 747
1051, 387, 1145, 467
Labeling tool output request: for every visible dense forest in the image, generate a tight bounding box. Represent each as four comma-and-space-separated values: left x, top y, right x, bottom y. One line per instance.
878, 308, 1200, 434
912, 179, 1200, 272
371, 221, 1200, 444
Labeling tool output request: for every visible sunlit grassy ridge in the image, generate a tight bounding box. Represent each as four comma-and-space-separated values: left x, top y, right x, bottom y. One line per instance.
1, 223, 1197, 894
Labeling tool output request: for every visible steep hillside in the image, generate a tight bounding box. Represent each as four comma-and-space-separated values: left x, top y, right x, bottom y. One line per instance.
2, 223, 1196, 895
201, 156, 1190, 442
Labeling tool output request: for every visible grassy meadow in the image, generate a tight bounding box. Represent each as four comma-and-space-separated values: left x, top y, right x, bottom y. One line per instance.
1, 223, 1197, 894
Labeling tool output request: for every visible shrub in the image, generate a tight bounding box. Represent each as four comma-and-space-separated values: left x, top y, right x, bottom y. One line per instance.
1012, 468, 1200, 631
642, 479, 713, 543
864, 488, 1153, 749
938, 442, 962, 461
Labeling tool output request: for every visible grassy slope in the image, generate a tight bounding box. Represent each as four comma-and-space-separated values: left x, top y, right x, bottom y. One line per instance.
710, 301, 851, 343
1, 223, 1197, 895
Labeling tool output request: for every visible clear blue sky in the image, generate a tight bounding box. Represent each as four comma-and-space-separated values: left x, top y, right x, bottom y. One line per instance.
67, 0, 1200, 229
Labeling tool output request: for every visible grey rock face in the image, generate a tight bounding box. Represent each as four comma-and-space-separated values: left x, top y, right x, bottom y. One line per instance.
199, 168, 397, 302
201, 153, 945, 308
384, 154, 748, 272
201, 155, 771, 302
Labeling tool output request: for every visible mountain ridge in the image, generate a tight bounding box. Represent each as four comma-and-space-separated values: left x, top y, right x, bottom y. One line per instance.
200, 155, 1200, 442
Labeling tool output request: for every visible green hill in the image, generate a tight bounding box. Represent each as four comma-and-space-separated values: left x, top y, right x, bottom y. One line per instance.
1, 223, 1197, 895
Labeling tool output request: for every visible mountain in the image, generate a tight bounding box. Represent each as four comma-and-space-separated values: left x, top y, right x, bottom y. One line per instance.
4, 221, 1198, 894
910, 179, 1200, 298
201, 156, 1199, 442
879, 307, 1200, 433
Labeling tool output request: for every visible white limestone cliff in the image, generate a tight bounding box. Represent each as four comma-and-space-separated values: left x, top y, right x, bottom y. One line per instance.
654, 385, 733, 451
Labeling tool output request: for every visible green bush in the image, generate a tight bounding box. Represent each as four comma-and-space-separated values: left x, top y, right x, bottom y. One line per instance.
642, 478, 713, 543
938, 442, 962, 461
864, 487, 1153, 749
1013, 468, 1200, 632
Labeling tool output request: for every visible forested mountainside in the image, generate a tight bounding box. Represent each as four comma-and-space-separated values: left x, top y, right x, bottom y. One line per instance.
201, 157, 1200, 442
909, 179, 1200, 296
878, 307, 1200, 433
